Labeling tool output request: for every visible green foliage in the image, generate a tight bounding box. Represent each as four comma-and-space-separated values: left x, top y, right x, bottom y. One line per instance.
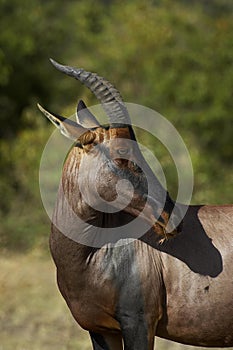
87, 0, 233, 162
0, 0, 232, 251
0, 0, 104, 137
0, 114, 51, 250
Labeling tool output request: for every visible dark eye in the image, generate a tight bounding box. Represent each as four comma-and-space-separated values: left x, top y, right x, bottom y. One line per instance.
117, 148, 130, 156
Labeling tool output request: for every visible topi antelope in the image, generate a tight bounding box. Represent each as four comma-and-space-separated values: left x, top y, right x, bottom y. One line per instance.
38, 59, 233, 350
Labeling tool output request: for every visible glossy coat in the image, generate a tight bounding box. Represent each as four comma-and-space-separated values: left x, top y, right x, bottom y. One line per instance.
49, 128, 233, 349
39, 61, 233, 349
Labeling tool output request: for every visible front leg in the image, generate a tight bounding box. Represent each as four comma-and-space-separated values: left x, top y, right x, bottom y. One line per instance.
90, 332, 123, 350
119, 313, 155, 350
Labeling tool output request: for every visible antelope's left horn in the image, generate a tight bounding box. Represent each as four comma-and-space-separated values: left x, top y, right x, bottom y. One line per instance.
49, 58, 131, 126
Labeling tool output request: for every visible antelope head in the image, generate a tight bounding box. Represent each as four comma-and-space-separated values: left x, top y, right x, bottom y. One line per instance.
38, 59, 182, 246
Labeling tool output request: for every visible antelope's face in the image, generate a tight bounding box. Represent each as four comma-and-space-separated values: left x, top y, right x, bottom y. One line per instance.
38, 59, 183, 242
76, 126, 146, 208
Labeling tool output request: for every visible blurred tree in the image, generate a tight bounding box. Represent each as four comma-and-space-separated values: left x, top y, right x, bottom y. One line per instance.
77, 0, 232, 201
0, 0, 108, 138
178, 0, 233, 16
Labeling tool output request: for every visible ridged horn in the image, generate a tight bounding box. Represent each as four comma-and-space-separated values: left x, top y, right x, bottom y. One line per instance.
49, 58, 131, 126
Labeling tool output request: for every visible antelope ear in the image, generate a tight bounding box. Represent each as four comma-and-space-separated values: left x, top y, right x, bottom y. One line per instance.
76, 100, 100, 128
37, 103, 87, 141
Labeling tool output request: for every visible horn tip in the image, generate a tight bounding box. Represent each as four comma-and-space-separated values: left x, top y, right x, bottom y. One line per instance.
37, 103, 49, 118
49, 57, 58, 64
37, 102, 44, 112
49, 58, 65, 70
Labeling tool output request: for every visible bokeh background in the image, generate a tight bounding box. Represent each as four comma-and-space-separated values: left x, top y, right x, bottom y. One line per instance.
0, 0, 232, 349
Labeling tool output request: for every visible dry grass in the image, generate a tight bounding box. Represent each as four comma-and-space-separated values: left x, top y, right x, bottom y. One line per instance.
0, 251, 230, 350
0, 251, 90, 350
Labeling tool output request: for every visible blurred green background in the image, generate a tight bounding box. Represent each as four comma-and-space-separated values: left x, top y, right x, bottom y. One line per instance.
0, 0, 232, 349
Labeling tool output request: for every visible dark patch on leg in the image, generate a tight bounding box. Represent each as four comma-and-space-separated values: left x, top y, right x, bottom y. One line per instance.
120, 313, 150, 350
113, 244, 150, 349
90, 332, 123, 350
90, 332, 110, 350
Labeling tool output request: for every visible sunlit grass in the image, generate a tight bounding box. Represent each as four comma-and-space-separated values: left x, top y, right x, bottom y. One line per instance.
0, 251, 90, 350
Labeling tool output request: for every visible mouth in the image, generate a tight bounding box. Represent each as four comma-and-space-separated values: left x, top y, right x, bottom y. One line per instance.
152, 213, 178, 243
122, 193, 180, 243
144, 194, 181, 242
142, 204, 179, 243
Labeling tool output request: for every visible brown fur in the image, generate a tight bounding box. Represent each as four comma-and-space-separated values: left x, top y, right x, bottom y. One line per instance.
46, 110, 233, 349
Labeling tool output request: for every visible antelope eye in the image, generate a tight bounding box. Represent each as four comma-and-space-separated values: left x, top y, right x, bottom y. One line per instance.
117, 148, 130, 156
